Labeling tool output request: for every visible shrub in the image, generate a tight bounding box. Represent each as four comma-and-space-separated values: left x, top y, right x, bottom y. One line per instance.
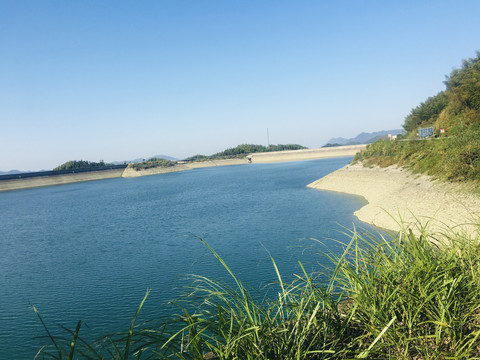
130, 158, 176, 171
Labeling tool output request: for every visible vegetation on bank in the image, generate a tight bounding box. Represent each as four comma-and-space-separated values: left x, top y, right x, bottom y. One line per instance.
54, 160, 113, 171
128, 158, 177, 171
35, 223, 480, 359
55, 144, 308, 173
186, 144, 307, 162
403, 51, 480, 134
355, 51, 480, 183
355, 124, 480, 183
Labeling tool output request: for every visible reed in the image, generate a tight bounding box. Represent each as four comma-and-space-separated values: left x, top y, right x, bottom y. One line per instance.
35, 221, 480, 359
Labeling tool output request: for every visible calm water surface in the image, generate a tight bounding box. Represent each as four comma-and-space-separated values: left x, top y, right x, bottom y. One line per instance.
0, 157, 377, 358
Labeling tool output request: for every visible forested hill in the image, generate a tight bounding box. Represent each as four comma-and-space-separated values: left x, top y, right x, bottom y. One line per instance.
186, 144, 307, 161
355, 51, 480, 183
54, 160, 113, 171
403, 51, 480, 136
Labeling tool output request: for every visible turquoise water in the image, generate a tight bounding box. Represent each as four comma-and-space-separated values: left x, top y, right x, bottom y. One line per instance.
0, 157, 376, 358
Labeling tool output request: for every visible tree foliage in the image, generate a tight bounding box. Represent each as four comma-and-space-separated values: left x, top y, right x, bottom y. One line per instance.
185, 144, 307, 161
129, 158, 176, 171
403, 92, 448, 133
54, 160, 111, 171
358, 52, 480, 184
403, 51, 480, 134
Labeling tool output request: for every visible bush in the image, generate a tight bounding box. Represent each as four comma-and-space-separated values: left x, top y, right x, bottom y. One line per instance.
130, 158, 176, 171
54, 160, 111, 171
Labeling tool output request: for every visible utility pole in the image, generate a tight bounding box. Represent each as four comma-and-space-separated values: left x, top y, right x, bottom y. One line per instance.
267, 128, 270, 148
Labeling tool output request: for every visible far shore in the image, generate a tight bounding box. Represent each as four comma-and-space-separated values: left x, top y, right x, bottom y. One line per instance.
0, 169, 125, 192
308, 162, 480, 236
1, 145, 365, 192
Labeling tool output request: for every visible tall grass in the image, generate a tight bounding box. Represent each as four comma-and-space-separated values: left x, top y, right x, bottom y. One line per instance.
35, 222, 480, 359
354, 125, 480, 183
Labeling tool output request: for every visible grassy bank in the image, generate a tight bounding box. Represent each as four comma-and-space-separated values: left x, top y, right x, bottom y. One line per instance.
354, 125, 480, 184
354, 52, 480, 186
35, 221, 480, 359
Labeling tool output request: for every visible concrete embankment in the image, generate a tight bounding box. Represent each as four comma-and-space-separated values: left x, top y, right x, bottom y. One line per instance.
1, 145, 366, 192
0, 169, 125, 192
121, 158, 250, 178
121, 164, 192, 177
248, 145, 366, 163
187, 158, 250, 168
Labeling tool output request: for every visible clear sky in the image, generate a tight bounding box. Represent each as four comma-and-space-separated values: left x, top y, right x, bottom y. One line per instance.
1, 0, 480, 171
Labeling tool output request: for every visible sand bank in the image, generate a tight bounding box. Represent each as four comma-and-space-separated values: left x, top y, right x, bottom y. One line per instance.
248, 145, 366, 163
0, 169, 125, 192
308, 162, 480, 235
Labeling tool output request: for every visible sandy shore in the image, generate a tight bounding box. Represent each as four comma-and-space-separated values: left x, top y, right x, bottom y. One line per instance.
308, 162, 480, 236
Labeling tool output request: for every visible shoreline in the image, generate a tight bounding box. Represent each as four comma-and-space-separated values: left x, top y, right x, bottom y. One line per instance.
1, 145, 365, 192
308, 162, 480, 236
0, 169, 125, 192
248, 144, 366, 163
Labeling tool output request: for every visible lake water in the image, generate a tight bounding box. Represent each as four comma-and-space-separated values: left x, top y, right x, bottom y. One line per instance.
0, 157, 377, 358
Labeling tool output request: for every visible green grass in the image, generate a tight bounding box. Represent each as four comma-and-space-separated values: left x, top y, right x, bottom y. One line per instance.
34, 221, 480, 359
354, 125, 480, 184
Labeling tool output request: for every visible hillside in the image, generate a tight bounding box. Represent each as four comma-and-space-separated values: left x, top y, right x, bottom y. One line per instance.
54, 160, 113, 171
356, 52, 480, 183
185, 144, 307, 161
403, 52, 480, 135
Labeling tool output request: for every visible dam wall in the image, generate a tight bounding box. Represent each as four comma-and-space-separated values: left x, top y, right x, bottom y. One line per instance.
248, 144, 367, 163
0, 168, 126, 192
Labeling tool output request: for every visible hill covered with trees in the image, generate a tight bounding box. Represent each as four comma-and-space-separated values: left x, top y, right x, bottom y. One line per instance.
53, 160, 113, 171
128, 158, 176, 171
356, 51, 480, 183
403, 52, 480, 134
186, 144, 307, 161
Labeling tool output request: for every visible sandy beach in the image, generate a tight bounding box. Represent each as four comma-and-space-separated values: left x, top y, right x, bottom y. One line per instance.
308, 162, 480, 236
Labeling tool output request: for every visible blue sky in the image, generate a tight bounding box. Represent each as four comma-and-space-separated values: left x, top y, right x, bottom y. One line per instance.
1, 1, 479, 171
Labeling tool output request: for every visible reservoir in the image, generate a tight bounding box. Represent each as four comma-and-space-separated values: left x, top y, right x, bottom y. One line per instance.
0, 157, 377, 358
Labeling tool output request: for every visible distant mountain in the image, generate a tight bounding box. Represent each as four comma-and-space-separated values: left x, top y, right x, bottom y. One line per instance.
0, 170, 22, 175
325, 129, 405, 146
111, 154, 178, 165
150, 154, 178, 161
